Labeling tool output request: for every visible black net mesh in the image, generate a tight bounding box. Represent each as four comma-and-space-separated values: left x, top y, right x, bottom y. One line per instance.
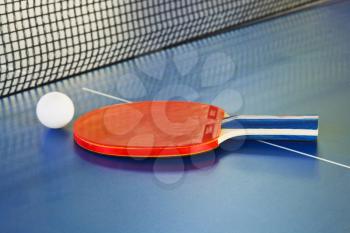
0, 0, 320, 97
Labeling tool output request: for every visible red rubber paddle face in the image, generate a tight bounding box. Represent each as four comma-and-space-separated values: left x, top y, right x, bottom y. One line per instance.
73, 101, 225, 157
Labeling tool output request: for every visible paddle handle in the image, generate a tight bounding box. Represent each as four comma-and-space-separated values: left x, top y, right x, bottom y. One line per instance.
222, 115, 319, 141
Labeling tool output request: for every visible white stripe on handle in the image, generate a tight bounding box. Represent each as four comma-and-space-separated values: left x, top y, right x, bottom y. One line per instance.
223, 115, 319, 121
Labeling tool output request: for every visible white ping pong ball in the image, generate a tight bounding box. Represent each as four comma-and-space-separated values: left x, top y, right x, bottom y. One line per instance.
36, 92, 75, 129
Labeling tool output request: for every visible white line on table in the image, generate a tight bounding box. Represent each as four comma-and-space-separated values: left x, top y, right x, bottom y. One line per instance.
258, 140, 350, 170
82, 87, 350, 170
82, 87, 131, 103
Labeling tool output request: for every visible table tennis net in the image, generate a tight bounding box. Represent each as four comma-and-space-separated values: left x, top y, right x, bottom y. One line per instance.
0, 0, 320, 97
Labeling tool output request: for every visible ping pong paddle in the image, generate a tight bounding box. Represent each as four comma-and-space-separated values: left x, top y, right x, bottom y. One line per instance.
73, 101, 318, 157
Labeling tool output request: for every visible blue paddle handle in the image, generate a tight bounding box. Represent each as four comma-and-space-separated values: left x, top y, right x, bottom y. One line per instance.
222, 115, 319, 141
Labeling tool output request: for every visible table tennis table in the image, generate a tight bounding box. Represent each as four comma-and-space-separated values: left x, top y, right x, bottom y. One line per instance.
1, 1, 350, 232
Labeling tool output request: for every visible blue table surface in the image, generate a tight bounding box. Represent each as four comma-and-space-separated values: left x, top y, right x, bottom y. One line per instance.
1, 1, 350, 233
